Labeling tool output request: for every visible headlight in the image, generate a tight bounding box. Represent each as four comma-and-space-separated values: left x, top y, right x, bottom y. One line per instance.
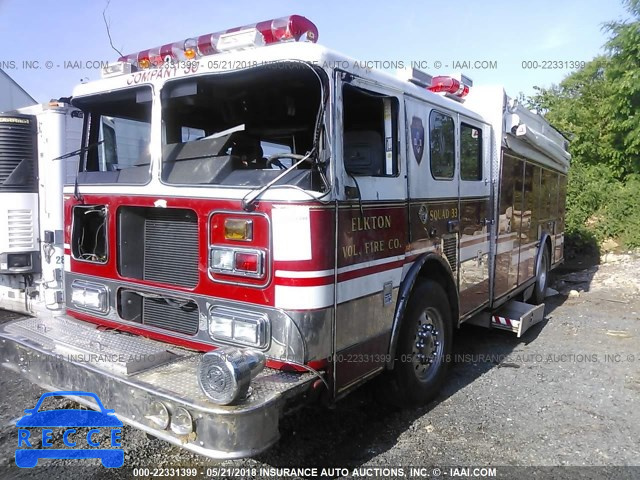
198, 346, 266, 405
211, 248, 234, 271
145, 400, 170, 430
209, 246, 264, 278
209, 306, 269, 348
170, 407, 193, 435
70, 280, 109, 313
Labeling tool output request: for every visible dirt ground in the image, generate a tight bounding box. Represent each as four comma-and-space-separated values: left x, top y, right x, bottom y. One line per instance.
1, 256, 639, 479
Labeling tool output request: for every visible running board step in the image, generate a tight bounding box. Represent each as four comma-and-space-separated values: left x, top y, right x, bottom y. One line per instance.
491, 300, 544, 337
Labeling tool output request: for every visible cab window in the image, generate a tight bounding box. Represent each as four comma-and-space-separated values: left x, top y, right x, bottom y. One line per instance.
429, 111, 455, 179
460, 123, 482, 181
342, 85, 398, 176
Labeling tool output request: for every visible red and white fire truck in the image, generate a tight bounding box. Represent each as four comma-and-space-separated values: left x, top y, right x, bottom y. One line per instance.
0, 15, 569, 458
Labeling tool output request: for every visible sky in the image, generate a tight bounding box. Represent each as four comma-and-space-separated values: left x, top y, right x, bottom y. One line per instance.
0, 0, 632, 104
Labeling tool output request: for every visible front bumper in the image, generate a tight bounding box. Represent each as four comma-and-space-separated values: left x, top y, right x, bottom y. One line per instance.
0, 315, 315, 459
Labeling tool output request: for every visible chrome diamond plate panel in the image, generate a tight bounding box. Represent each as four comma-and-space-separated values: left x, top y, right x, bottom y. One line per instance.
1, 315, 315, 412
136, 356, 313, 408
4, 315, 181, 375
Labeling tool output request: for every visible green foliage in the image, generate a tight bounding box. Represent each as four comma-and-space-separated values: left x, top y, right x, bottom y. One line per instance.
565, 163, 616, 234
564, 163, 640, 249
527, 0, 640, 250
603, 0, 640, 176
600, 175, 640, 247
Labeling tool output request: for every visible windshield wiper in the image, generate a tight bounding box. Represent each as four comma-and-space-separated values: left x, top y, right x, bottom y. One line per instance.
52, 140, 104, 162
241, 152, 314, 211
52, 140, 104, 203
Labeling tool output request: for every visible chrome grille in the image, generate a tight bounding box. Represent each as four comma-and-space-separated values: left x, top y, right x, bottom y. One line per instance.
142, 297, 199, 335
7, 209, 34, 249
143, 209, 199, 288
0, 115, 37, 192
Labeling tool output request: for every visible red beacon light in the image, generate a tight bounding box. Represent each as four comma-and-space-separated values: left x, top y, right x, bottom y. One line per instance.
117, 14, 318, 70
428, 75, 471, 99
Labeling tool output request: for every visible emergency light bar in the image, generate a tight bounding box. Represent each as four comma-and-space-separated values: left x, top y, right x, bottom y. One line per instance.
428, 75, 472, 99
117, 15, 318, 70
398, 67, 472, 101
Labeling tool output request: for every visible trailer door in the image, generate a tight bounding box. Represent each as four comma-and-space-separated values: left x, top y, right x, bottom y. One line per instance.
457, 118, 492, 316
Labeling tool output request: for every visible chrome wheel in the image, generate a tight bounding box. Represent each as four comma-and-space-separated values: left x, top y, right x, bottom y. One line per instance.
533, 247, 550, 305
537, 254, 548, 293
388, 279, 452, 407
412, 307, 444, 383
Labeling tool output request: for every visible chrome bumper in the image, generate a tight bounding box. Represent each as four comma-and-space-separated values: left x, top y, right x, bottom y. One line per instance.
0, 315, 315, 459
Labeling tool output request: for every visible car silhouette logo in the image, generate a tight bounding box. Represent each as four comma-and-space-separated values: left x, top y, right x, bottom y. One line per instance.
15, 391, 124, 468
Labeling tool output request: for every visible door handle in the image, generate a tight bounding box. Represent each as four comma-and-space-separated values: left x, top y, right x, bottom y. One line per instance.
447, 219, 460, 233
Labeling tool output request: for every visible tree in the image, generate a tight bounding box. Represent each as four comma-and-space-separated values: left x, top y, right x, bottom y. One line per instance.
603, 0, 640, 176
526, 0, 640, 248
528, 0, 639, 178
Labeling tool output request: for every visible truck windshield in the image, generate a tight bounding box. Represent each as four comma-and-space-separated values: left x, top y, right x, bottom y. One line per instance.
160, 63, 325, 191
73, 86, 152, 184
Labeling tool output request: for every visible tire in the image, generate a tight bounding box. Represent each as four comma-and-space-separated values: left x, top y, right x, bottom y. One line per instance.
532, 246, 550, 305
389, 279, 453, 407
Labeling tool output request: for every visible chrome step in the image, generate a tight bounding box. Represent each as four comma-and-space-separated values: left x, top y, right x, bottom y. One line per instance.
491, 300, 545, 337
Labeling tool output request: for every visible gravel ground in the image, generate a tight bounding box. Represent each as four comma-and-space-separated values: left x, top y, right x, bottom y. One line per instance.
1, 257, 639, 479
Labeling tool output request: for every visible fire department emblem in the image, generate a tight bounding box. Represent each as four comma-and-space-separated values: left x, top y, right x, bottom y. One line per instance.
410, 116, 425, 164
418, 204, 428, 224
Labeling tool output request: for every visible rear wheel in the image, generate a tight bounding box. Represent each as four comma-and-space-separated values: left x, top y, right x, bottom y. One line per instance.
532, 247, 550, 305
389, 279, 453, 407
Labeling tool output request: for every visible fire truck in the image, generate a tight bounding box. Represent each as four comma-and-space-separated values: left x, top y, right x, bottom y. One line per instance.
0, 15, 569, 458
0, 102, 82, 315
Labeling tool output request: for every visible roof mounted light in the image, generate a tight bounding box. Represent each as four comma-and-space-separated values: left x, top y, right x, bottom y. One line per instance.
118, 15, 318, 70
101, 61, 134, 78
428, 75, 472, 99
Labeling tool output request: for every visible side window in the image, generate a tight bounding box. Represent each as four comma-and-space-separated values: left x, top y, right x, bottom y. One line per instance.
86, 115, 151, 172
342, 85, 398, 176
460, 123, 483, 181
429, 111, 455, 179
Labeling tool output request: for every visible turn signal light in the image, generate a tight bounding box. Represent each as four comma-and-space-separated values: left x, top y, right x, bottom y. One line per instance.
224, 218, 253, 241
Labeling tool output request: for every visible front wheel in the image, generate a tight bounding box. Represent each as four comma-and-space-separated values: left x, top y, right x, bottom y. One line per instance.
389, 279, 453, 407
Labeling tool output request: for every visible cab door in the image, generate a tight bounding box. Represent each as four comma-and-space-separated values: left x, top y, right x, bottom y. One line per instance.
405, 98, 460, 288
457, 118, 492, 316
333, 73, 407, 394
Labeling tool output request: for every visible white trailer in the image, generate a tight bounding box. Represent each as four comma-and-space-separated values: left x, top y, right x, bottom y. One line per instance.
0, 102, 82, 315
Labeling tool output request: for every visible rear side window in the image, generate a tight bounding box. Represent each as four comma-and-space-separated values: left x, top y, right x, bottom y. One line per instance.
429, 111, 455, 179
460, 123, 482, 181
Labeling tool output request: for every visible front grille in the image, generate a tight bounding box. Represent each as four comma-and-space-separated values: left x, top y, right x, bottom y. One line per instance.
7, 209, 35, 249
142, 297, 199, 335
142, 209, 199, 288
0, 115, 37, 193
442, 235, 458, 273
